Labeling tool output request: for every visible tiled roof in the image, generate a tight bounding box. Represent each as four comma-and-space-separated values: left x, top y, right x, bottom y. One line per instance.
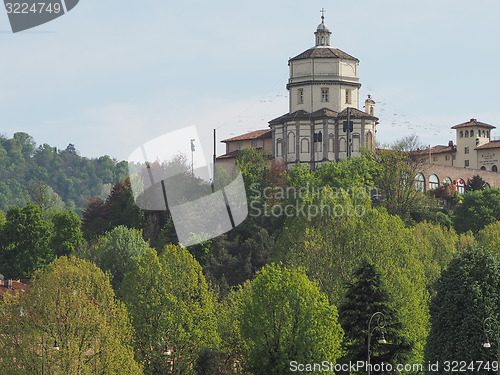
216, 150, 239, 160
0, 279, 28, 298
222, 129, 271, 142
475, 140, 500, 150
290, 47, 358, 62
269, 107, 377, 125
451, 118, 496, 129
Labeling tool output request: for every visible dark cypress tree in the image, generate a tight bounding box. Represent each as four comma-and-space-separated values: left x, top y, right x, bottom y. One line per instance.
425, 248, 500, 375
338, 260, 412, 373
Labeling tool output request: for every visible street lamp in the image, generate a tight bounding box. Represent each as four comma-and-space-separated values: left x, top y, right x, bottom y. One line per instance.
163, 329, 178, 375
483, 317, 500, 375
42, 323, 60, 375
368, 312, 387, 375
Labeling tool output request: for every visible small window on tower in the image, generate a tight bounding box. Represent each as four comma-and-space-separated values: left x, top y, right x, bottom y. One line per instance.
298, 89, 304, 104
465, 130, 469, 138
460, 131, 463, 138
470, 130, 474, 137
321, 88, 329, 102
345, 90, 351, 104
465, 160, 469, 167
465, 147, 469, 154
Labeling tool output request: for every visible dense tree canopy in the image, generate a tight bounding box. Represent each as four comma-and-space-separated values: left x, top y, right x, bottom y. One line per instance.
454, 188, 500, 233
339, 261, 413, 372
240, 263, 344, 375
0, 203, 83, 278
120, 245, 219, 374
0, 256, 143, 374
425, 248, 500, 375
0, 133, 128, 213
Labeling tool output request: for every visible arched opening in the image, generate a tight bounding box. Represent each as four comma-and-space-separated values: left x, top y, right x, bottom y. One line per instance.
456, 178, 465, 195
443, 177, 452, 185
415, 173, 425, 193
493, 165, 498, 172
470, 130, 474, 137
465, 130, 469, 138
339, 137, 346, 152
301, 138, 309, 153
288, 132, 295, 154
480, 166, 486, 170
276, 139, 283, 157
366, 131, 373, 149
328, 134, 334, 152
460, 131, 463, 138
429, 174, 439, 190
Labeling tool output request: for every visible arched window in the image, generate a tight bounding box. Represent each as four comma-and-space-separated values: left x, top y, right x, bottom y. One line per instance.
328, 134, 334, 152
415, 173, 425, 193
465, 130, 469, 138
470, 130, 474, 137
493, 165, 498, 172
480, 166, 486, 170
288, 132, 295, 154
352, 134, 360, 152
443, 177, 452, 185
301, 138, 309, 153
460, 131, 463, 138
366, 131, 373, 149
429, 174, 439, 190
456, 178, 465, 195
276, 139, 283, 157
370, 107, 374, 116
339, 137, 346, 152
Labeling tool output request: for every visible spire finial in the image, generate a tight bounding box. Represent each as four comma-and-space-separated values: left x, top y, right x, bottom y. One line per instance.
320, 8, 326, 22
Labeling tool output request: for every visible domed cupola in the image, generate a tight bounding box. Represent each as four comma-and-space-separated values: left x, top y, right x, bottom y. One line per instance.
314, 11, 331, 46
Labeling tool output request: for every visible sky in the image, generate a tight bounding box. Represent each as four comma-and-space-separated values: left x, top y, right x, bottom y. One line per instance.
1, 0, 500, 163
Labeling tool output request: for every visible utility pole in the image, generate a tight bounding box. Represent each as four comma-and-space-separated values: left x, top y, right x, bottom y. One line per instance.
343, 107, 353, 160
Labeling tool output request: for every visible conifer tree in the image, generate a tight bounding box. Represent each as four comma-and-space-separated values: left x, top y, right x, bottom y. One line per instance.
338, 260, 412, 372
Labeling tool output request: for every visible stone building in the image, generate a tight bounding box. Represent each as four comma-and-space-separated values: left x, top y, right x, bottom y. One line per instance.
269, 14, 378, 169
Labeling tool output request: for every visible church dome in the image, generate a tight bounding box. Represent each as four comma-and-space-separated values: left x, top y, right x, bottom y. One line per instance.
317, 21, 330, 31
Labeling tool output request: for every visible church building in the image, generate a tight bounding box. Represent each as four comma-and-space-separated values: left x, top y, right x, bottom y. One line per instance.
269, 13, 378, 169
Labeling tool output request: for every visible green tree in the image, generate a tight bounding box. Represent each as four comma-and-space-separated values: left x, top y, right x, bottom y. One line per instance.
240, 263, 344, 375
454, 189, 500, 233
121, 245, 219, 374
476, 221, 500, 257
0, 256, 143, 374
94, 225, 150, 291
425, 248, 500, 375
466, 174, 488, 192
50, 210, 84, 257
373, 149, 420, 221
338, 261, 413, 372
271, 191, 430, 362
0, 202, 53, 278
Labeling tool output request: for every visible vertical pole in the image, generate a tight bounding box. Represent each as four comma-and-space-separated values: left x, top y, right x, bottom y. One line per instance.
347, 107, 351, 160
213, 129, 216, 191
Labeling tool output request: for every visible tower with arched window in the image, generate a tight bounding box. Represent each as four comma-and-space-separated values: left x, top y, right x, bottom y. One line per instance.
269, 13, 378, 169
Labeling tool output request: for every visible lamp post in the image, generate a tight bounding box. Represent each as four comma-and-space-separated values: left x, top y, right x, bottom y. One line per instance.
163, 329, 178, 375
367, 312, 387, 375
42, 323, 60, 375
483, 317, 500, 375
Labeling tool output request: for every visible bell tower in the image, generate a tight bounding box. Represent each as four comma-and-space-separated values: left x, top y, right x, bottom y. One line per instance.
314, 9, 331, 46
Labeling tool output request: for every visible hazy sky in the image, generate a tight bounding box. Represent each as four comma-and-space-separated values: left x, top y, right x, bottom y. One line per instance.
1, 0, 500, 162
